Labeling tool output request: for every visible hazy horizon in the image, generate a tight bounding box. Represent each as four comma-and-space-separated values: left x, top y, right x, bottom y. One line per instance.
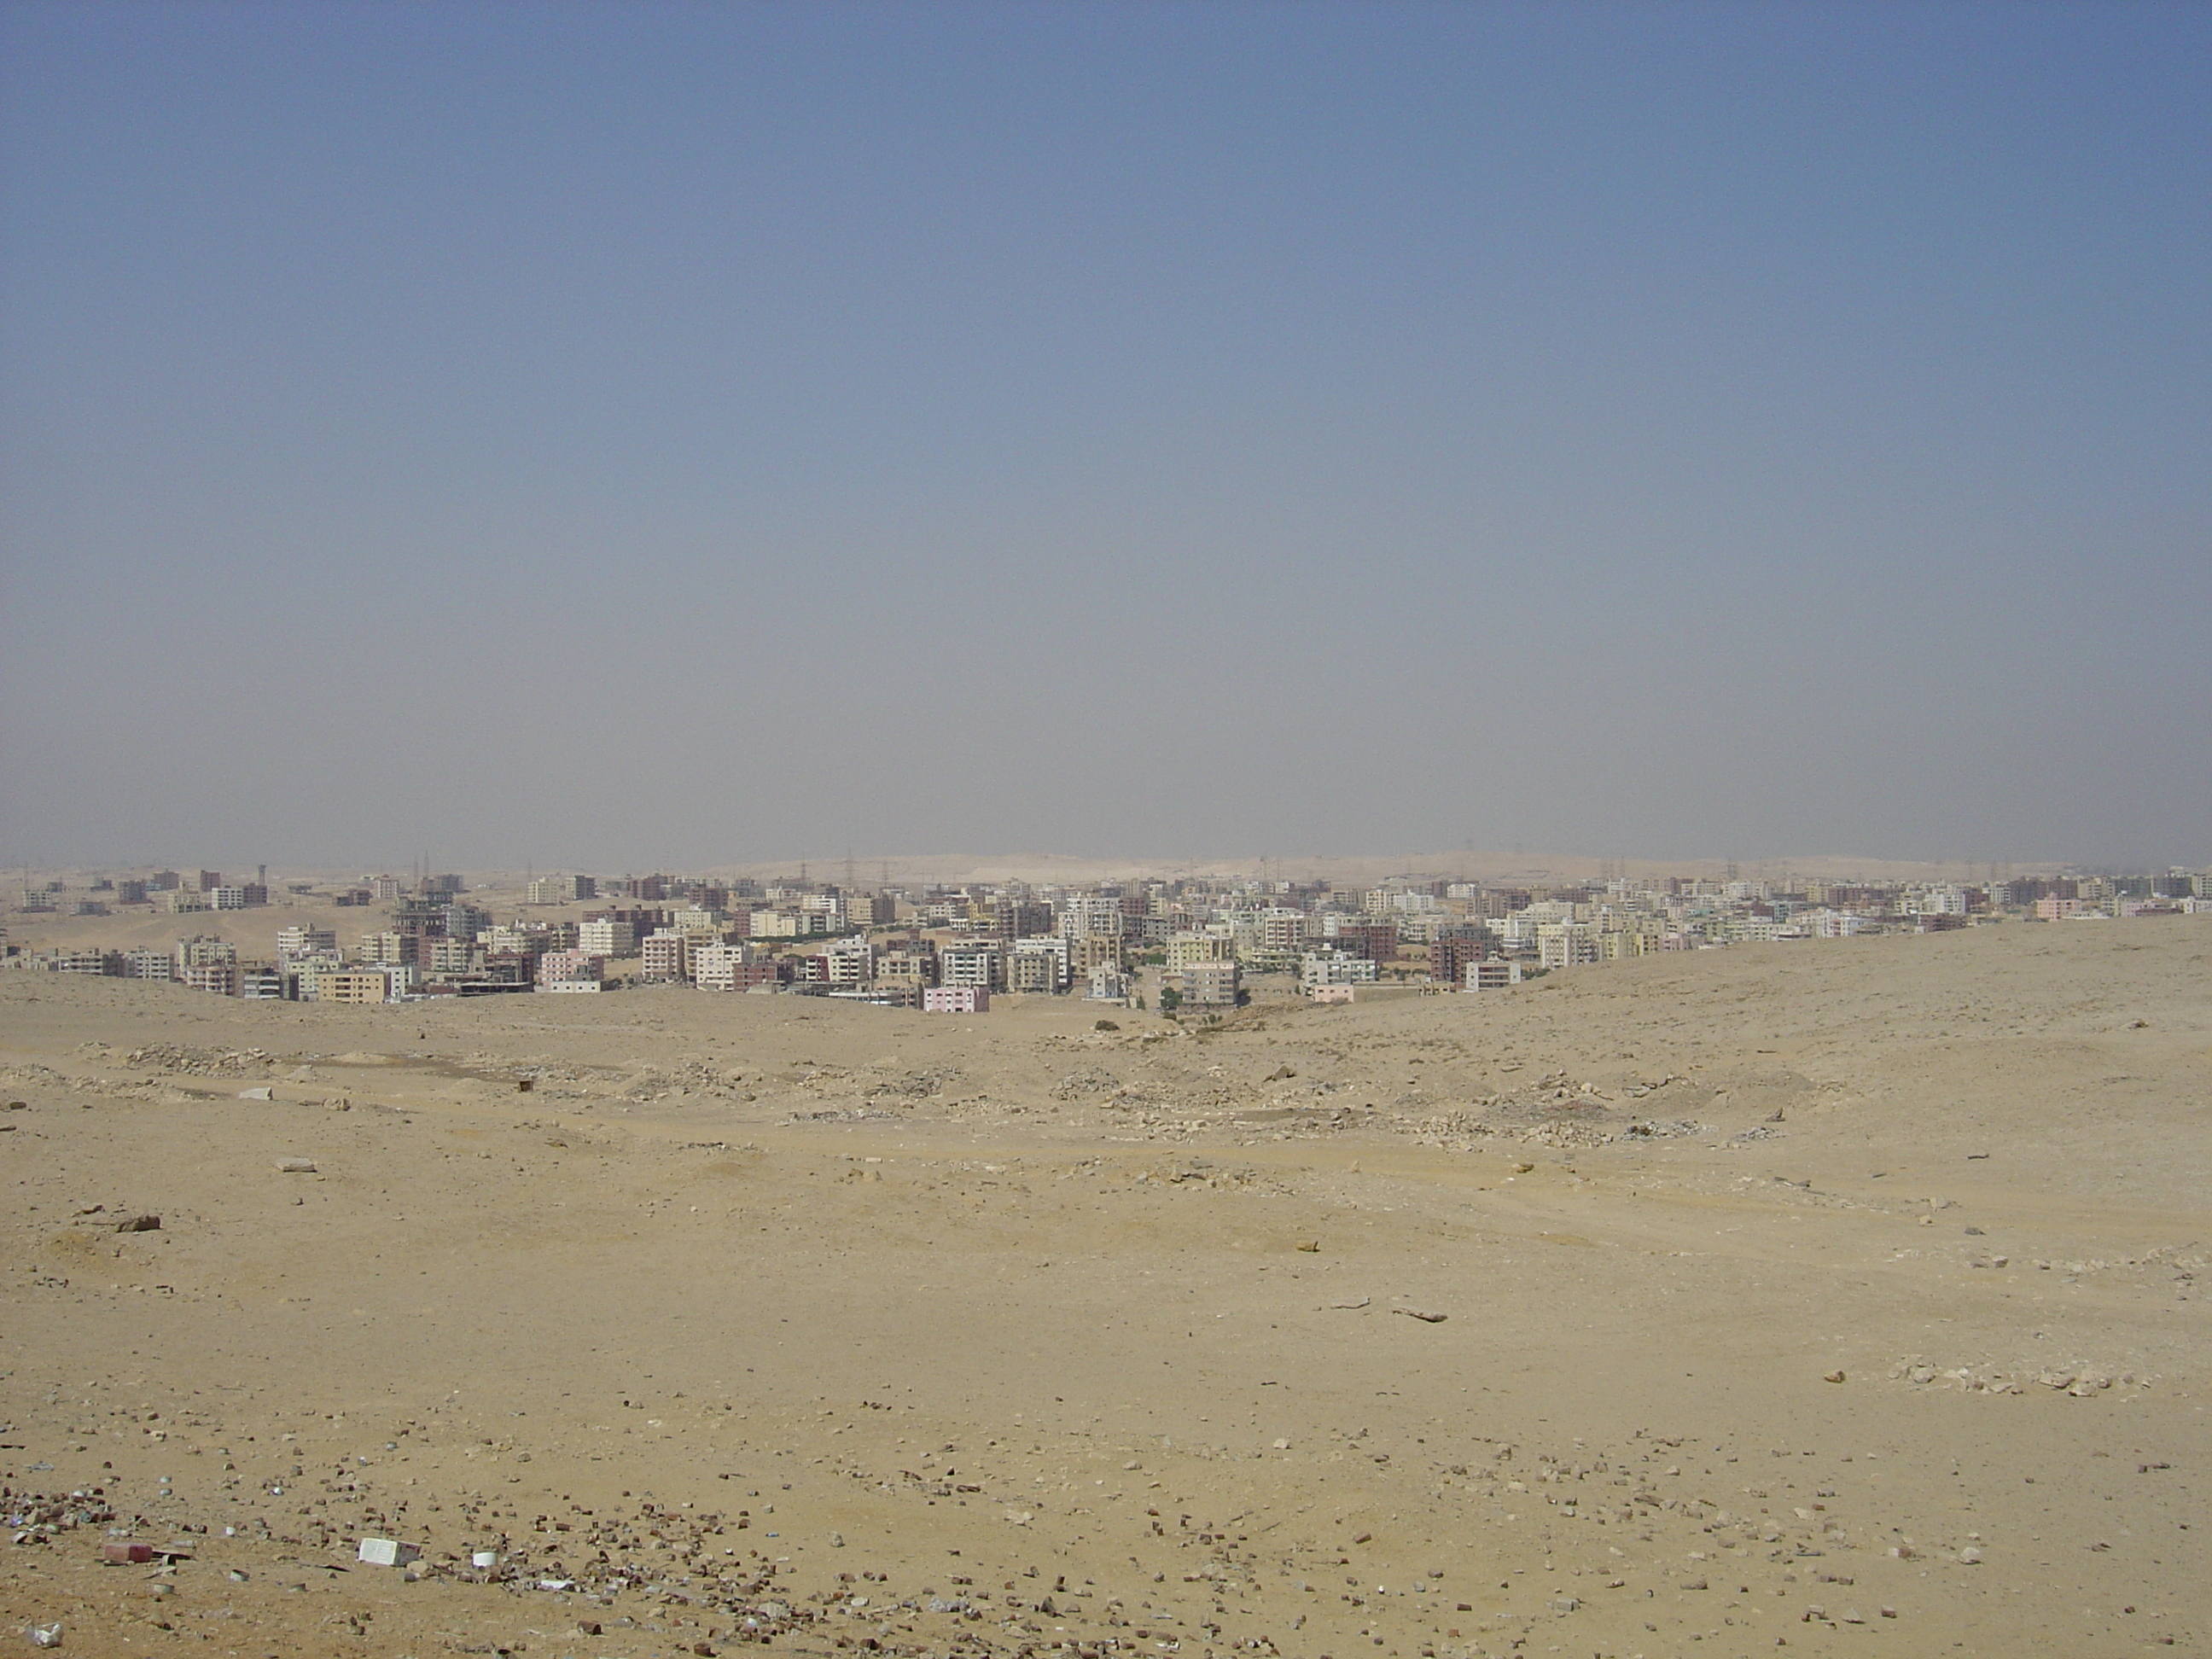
4, 2, 2207, 872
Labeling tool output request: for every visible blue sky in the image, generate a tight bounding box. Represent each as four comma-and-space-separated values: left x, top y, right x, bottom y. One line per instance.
3, 1, 2206, 870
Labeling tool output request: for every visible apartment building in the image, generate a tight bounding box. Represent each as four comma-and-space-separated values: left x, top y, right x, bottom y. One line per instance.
874, 948, 936, 992
641, 930, 692, 982
181, 962, 236, 996
823, 937, 875, 986
1166, 960, 1240, 1008
577, 918, 637, 958
319, 971, 390, 1005
694, 942, 772, 992
1086, 965, 1132, 1003
1013, 934, 1071, 992
923, 985, 990, 1013
1536, 923, 1600, 970
537, 950, 607, 987
940, 940, 1004, 991
1163, 932, 1232, 970
175, 935, 236, 974
358, 931, 419, 966
1064, 934, 1125, 979
424, 937, 482, 980
1300, 950, 1377, 987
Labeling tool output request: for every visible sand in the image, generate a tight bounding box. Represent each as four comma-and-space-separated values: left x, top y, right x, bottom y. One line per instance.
0, 917, 2205, 1657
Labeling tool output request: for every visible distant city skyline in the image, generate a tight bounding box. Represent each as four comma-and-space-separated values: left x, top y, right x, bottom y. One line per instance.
3, 3, 2206, 870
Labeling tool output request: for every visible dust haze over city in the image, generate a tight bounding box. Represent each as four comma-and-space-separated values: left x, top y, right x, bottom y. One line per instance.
2, 5, 2209, 1659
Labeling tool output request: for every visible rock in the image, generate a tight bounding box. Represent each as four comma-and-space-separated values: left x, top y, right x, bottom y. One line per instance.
1296, 1239, 1321, 1253
828, 1532, 844, 1547
1266, 1066, 1297, 1081
1958, 1547, 1983, 1565
1394, 1307, 1448, 1323
236, 1087, 273, 1101
1824, 1370, 1846, 1383
114, 1215, 160, 1233
276, 1158, 317, 1174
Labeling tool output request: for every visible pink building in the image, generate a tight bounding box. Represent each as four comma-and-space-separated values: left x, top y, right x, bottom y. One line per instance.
537, 950, 607, 986
922, 985, 990, 1014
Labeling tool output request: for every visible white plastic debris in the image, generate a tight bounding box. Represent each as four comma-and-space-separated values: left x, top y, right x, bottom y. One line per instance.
471, 1551, 499, 1569
356, 1537, 420, 1567
26, 1625, 61, 1649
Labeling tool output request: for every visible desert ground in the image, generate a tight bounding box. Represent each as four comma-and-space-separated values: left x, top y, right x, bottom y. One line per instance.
0, 918, 2205, 1659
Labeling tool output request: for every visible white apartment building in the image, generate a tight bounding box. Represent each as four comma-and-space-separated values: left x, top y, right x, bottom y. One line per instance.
1810, 909, 1871, 938
1300, 950, 1377, 987
276, 926, 337, 958
577, 918, 637, 958
692, 942, 759, 992
1060, 896, 1125, 938
940, 940, 1004, 990
175, 935, 236, 975
823, 936, 876, 986
1907, 884, 1970, 916
1536, 923, 1599, 969
424, 937, 481, 979
358, 930, 418, 966
1466, 959, 1525, 991
1086, 965, 1132, 1003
